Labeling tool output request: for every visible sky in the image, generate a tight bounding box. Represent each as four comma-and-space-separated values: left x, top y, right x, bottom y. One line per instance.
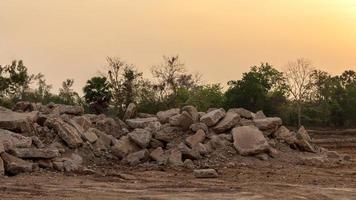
0, 0, 356, 93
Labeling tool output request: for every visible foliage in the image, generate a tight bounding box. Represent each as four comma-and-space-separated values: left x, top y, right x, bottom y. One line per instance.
83, 76, 112, 114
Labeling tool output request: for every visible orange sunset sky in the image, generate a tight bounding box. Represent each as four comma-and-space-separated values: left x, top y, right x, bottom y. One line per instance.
0, 0, 356, 92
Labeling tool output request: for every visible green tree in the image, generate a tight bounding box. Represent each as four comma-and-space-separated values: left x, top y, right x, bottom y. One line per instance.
224, 63, 287, 114
58, 79, 79, 105
83, 76, 112, 114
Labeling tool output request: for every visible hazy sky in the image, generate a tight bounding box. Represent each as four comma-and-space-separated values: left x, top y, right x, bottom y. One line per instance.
1, 0, 356, 93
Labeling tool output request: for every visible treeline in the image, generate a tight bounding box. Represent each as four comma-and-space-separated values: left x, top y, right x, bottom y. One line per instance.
1, 57, 356, 128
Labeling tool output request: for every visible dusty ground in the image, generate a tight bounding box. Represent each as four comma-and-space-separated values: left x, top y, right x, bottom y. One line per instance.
1, 130, 356, 200
1, 162, 356, 200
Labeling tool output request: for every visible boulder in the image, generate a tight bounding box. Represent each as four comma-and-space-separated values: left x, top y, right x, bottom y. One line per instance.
157, 108, 180, 123
9, 148, 60, 159
31, 136, 45, 148
253, 117, 282, 134
149, 147, 167, 165
193, 169, 218, 178
154, 124, 182, 142
91, 128, 113, 148
183, 159, 195, 169
82, 129, 98, 143
51, 104, 84, 115
274, 126, 296, 145
189, 122, 208, 133
128, 129, 152, 148
185, 129, 206, 148
177, 142, 202, 160
53, 153, 83, 172
1, 152, 34, 175
123, 149, 149, 166
0, 129, 32, 150
167, 148, 183, 166
0, 108, 38, 133
295, 126, 315, 153
213, 111, 240, 133
181, 105, 199, 122
192, 143, 208, 155
254, 110, 266, 119
45, 118, 83, 148
126, 117, 159, 129
231, 108, 254, 119
111, 136, 140, 159
232, 126, 270, 156
72, 116, 92, 131
123, 103, 137, 120
200, 108, 226, 127
169, 111, 194, 130
149, 138, 164, 149
95, 118, 123, 138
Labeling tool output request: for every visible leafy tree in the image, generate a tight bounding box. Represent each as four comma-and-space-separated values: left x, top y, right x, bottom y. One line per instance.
83, 76, 112, 114
185, 84, 224, 111
224, 63, 287, 115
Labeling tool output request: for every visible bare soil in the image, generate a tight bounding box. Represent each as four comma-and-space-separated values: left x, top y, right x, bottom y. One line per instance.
2, 130, 356, 200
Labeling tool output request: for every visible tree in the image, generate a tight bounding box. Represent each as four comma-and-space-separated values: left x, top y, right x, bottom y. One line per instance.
83, 76, 112, 114
224, 63, 287, 114
186, 84, 224, 111
105, 57, 143, 115
58, 79, 79, 105
151, 55, 200, 107
284, 58, 314, 127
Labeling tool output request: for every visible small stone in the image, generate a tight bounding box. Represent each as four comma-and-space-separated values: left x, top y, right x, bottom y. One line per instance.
123, 149, 149, 166
193, 169, 218, 178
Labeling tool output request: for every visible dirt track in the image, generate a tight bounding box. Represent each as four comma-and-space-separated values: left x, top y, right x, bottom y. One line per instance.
2, 129, 356, 200
1, 162, 356, 200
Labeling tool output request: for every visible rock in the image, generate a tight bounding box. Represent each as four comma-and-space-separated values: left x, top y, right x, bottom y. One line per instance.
181, 105, 199, 122
207, 135, 230, 150
144, 121, 161, 133
190, 123, 208, 133
178, 143, 202, 160
137, 113, 156, 118
126, 117, 159, 129
72, 116, 92, 131
326, 151, 341, 159
185, 129, 206, 148
123, 149, 149, 166
154, 125, 182, 142
255, 153, 269, 161
0, 109, 38, 133
31, 136, 45, 148
157, 108, 180, 123
128, 129, 152, 148
62, 154, 83, 172
232, 126, 270, 156
0, 129, 32, 150
149, 138, 164, 149
95, 118, 123, 138
123, 103, 137, 120
254, 110, 266, 119
200, 108, 226, 127
295, 126, 316, 153
213, 111, 240, 133
37, 159, 53, 169
1, 152, 33, 175
0, 143, 4, 154
167, 148, 183, 166
82, 129, 98, 143
9, 148, 60, 159
274, 126, 296, 145
45, 118, 83, 148
238, 118, 254, 126
51, 104, 84, 115
149, 147, 167, 165
231, 108, 254, 119
0, 157, 4, 176
183, 159, 195, 169
253, 117, 282, 134
193, 169, 218, 178
192, 143, 208, 155
169, 111, 194, 130
111, 136, 140, 159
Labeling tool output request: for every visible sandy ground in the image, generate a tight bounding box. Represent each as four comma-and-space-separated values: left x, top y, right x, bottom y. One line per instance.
1, 162, 356, 200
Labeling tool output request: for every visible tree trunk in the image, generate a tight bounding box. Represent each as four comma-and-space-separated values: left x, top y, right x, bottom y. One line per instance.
297, 102, 302, 128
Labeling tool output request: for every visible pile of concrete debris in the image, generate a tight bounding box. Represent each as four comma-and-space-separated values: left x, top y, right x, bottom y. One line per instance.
0, 102, 349, 176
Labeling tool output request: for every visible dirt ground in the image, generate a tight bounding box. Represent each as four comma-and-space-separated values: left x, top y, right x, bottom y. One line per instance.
1, 161, 356, 200
2, 130, 356, 200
